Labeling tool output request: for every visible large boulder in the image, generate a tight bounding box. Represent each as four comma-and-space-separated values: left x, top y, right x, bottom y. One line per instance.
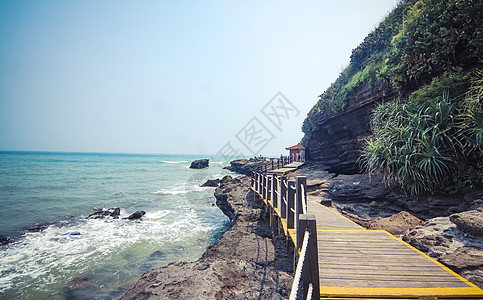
366, 211, 423, 235
449, 210, 483, 237
87, 208, 120, 219
125, 211, 146, 220
190, 159, 209, 169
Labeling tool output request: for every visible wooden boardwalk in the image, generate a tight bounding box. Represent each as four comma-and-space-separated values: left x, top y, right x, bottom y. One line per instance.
251, 172, 483, 299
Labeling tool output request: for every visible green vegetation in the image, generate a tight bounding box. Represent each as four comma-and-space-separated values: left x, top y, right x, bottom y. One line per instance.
302, 0, 483, 194
361, 70, 482, 194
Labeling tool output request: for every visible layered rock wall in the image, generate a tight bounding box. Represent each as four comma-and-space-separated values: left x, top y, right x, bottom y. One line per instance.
306, 85, 398, 174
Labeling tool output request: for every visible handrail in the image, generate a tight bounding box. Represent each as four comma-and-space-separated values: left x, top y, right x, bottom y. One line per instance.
306, 284, 313, 300
251, 171, 318, 299
289, 230, 309, 300
301, 185, 307, 214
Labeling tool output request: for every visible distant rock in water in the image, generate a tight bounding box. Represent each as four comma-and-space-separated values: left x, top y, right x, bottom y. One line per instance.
148, 250, 166, 260
190, 159, 209, 169
65, 277, 92, 290
0, 235, 12, 245
87, 208, 121, 219
124, 211, 146, 220
201, 179, 220, 187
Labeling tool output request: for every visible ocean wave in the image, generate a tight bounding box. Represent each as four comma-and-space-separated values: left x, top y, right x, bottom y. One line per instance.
0, 209, 213, 296
153, 184, 206, 195
160, 160, 189, 164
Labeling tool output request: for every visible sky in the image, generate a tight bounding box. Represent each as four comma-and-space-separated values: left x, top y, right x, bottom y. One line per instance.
0, 0, 400, 157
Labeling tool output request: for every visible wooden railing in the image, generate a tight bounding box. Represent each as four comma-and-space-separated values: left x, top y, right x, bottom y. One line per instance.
251, 171, 319, 300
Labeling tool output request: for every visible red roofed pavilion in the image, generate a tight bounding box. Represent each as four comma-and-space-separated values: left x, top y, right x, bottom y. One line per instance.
285, 143, 305, 162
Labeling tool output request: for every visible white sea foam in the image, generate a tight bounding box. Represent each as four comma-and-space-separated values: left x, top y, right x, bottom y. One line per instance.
161, 160, 189, 164
0, 208, 212, 296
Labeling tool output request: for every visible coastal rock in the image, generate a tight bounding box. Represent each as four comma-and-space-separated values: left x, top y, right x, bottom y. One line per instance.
125, 211, 146, 220
201, 179, 220, 187
224, 159, 270, 176
87, 208, 120, 219
0, 235, 12, 245
441, 247, 483, 270
449, 210, 483, 237
190, 159, 209, 169
366, 211, 423, 236
328, 174, 393, 202
221, 175, 232, 184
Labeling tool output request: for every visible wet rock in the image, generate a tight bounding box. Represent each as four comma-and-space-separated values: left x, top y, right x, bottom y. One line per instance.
0, 235, 12, 245
148, 251, 166, 260
201, 179, 220, 187
25, 222, 53, 232
449, 210, 483, 237
366, 211, 423, 236
87, 208, 121, 219
190, 159, 209, 169
125, 211, 146, 220
66, 277, 92, 290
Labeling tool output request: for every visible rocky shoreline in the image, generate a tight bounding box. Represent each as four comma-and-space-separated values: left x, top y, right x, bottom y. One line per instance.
122, 158, 483, 298
121, 175, 293, 299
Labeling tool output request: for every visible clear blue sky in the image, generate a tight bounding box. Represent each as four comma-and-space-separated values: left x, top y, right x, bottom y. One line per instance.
0, 0, 399, 156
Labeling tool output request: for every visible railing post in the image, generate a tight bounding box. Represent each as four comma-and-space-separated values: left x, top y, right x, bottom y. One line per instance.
298, 214, 320, 300
267, 175, 271, 202
262, 175, 266, 201
271, 174, 277, 210
295, 176, 307, 245
287, 180, 295, 230
280, 176, 287, 220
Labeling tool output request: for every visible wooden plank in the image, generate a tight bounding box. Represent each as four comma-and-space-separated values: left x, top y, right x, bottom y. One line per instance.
307, 201, 364, 231
320, 278, 470, 288
320, 286, 483, 299
316, 229, 482, 295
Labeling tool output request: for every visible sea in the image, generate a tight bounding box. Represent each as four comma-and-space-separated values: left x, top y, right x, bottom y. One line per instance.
0, 151, 237, 300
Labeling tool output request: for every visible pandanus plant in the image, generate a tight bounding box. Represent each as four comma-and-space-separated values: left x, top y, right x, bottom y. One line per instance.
361, 70, 483, 195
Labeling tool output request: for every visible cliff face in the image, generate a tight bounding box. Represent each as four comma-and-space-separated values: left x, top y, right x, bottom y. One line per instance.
305, 85, 398, 174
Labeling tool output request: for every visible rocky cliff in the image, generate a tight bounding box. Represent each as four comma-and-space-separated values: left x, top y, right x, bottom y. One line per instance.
305, 85, 398, 174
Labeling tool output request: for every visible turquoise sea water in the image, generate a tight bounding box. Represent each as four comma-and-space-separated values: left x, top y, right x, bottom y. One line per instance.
0, 152, 234, 299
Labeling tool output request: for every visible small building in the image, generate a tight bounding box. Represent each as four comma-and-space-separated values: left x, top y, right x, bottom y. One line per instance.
286, 144, 305, 162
